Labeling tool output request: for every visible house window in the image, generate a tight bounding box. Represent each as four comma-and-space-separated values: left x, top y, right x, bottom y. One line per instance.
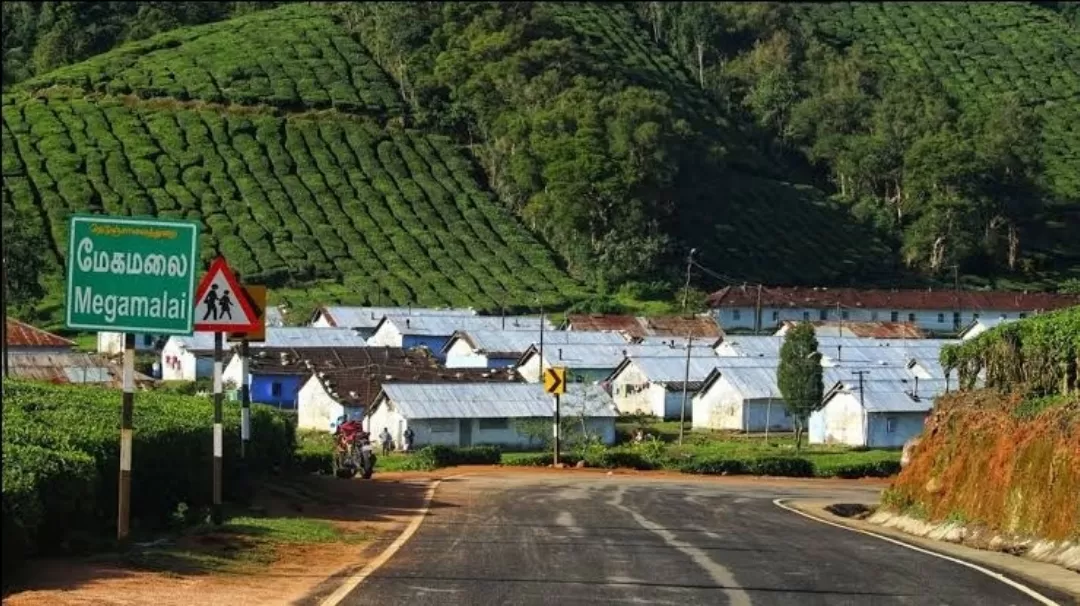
271, 382, 283, 397
1019, 313, 1027, 319
890, 311, 899, 322
733, 309, 741, 321
771, 311, 779, 322
953, 311, 961, 327
886, 417, 898, 433
937, 313, 945, 323
841, 310, 849, 320
907, 313, 916, 322
973, 313, 980, 320
819, 309, 828, 321
429, 419, 455, 433
143, 334, 154, 347
871, 311, 879, 321
803, 311, 810, 321
479, 418, 508, 430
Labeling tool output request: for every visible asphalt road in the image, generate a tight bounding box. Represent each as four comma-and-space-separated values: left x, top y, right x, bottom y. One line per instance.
341, 473, 1065, 606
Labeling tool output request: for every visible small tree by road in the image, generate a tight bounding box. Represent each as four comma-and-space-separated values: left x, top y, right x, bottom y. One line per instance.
777, 322, 824, 451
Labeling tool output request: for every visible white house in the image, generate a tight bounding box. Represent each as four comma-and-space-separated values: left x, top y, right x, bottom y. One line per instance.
958, 317, 1018, 341
96, 332, 165, 354
708, 285, 1076, 333
809, 377, 948, 448
691, 366, 793, 432
311, 306, 476, 338
296, 370, 374, 432
443, 329, 627, 369
366, 383, 618, 449
607, 356, 720, 419
160, 333, 217, 381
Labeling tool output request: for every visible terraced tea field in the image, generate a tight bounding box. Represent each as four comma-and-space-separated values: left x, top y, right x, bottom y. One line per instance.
1, 92, 583, 310
19, 4, 404, 118
798, 2, 1080, 200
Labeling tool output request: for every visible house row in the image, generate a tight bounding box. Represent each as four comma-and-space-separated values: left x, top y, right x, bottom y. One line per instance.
4, 319, 155, 388
708, 285, 1079, 333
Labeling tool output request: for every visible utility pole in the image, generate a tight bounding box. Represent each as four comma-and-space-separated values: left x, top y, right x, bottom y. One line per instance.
678, 333, 694, 445
952, 263, 960, 332
212, 331, 224, 525
1, 238, 8, 381
240, 339, 250, 459
538, 300, 545, 383
682, 248, 696, 313
754, 284, 763, 335
118, 333, 135, 540
853, 370, 870, 447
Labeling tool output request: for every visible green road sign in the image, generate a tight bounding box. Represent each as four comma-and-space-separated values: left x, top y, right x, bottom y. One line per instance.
66, 214, 201, 334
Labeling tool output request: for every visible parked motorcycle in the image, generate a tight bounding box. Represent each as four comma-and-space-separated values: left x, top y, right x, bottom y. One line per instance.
333, 420, 376, 480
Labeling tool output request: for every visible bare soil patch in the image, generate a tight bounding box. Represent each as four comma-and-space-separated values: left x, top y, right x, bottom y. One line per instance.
3, 474, 435, 606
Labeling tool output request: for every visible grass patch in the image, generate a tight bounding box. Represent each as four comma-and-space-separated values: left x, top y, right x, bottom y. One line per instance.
120, 515, 369, 575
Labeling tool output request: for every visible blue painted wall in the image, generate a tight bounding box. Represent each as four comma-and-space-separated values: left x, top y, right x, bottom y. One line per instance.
867, 411, 928, 448
402, 335, 452, 361
487, 357, 518, 369
249, 374, 304, 409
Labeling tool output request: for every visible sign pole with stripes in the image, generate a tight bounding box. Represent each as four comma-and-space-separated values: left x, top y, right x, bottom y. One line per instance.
118, 332, 136, 540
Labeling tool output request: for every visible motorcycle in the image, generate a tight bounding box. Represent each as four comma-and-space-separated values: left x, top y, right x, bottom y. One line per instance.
333, 420, 377, 480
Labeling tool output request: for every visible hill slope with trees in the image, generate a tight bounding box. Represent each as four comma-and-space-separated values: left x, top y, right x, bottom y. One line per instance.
3, 2, 1079, 326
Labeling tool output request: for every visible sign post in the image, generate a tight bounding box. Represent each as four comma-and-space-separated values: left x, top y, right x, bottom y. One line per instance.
543, 367, 567, 466
193, 257, 259, 525
228, 285, 267, 459
65, 214, 200, 541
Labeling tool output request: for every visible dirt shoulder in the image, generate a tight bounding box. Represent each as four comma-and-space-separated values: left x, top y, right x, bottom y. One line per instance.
782, 499, 1080, 602
3, 474, 434, 606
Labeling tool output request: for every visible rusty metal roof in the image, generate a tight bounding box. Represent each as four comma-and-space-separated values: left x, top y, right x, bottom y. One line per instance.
708, 285, 1080, 312
777, 321, 927, 339
6, 353, 153, 387
6, 319, 75, 349
566, 315, 723, 339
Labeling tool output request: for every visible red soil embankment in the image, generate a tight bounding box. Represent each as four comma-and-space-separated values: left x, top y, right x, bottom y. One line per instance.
885, 391, 1080, 542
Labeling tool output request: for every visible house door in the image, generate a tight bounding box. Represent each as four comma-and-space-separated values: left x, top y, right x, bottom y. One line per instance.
459, 419, 472, 447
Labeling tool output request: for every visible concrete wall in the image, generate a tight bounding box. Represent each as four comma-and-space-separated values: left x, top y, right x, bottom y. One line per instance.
716, 307, 1026, 333
98, 332, 159, 354
810, 393, 866, 446
692, 380, 791, 431
160, 339, 212, 381
610, 362, 654, 415
867, 411, 928, 448
367, 322, 403, 347
662, 388, 695, 420
744, 400, 792, 432
297, 377, 344, 432
444, 339, 487, 368
250, 375, 303, 409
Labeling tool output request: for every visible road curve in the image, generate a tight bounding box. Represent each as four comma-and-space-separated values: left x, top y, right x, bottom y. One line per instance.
339, 473, 1066, 606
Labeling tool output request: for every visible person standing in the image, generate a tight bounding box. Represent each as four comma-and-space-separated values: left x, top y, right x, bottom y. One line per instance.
402, 427, 415, 452
379, 427, 393, 456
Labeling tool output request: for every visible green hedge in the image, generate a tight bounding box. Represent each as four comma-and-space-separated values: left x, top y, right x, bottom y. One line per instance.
407, 445, 502, 470
1, 380, 297, 576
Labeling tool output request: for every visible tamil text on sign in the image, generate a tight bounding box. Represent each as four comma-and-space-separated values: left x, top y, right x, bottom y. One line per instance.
66, 214, 200, 334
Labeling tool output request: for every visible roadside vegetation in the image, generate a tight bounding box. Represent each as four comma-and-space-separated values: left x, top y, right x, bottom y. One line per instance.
886, 306, 1080, 541
1, 380, 296, 580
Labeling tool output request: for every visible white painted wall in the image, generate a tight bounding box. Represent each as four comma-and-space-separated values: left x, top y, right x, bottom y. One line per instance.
810, 393, 866, 446
222, 353, 245, 388
311, 313, 333, 328
297, 376, 345, 432
517, 352, 544, 383
367, 322, 403, 347
610, 362, 657, 415
160, 338, 212, 381
98, 332, 159, 354
444, 339, 490, 369
716, 307, 1026, 333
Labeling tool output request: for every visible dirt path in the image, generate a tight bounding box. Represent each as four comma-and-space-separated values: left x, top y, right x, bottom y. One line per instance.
3, 475, 433, 606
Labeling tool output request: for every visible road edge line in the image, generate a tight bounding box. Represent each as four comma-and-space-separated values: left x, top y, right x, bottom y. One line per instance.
319, 475, 461, 606
772, 498, 1061, 606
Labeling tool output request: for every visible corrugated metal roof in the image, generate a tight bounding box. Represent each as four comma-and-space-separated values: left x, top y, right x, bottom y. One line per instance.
6, 319, 75, 348
718, 336, 957, 360
777, 321, 927, 339
626, 356, 719, 384
536, 343, 714, 369
320, 306, 476, 328
565, 314, 723, 338
823, 366, 916, 386
250, 327, 369, 349
170, 332, 218, 352
451, 329, 627, 356
317, 365, 521, 406
6, 353, 153, 386
383, 315, 553, 337
709, 285, 1080, 312
828, 378, 950, 412
714, 357, 779, 368
719, 367, 783, 399
379, 383, 617, 419
265, 307, 285, 328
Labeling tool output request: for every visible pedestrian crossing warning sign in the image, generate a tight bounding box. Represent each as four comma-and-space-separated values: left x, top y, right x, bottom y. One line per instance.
193, 257, 259, 333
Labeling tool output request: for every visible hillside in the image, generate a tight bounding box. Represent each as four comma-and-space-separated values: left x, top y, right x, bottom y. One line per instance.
4, 2, 1079, 328
3, 4, 589, 322
885, 307, 1080, 553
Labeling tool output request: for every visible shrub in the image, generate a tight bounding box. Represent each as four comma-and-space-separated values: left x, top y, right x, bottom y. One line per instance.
747, 457, 814, 477
815, 460, 901, 479
677, 456, 749, 475
1, 380, 297, 574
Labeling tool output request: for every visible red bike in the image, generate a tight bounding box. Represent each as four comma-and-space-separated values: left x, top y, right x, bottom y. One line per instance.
333, 420, 376, 479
